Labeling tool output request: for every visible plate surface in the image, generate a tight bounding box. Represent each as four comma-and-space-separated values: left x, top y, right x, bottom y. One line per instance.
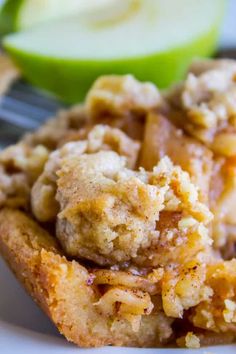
0, 256, 236, 354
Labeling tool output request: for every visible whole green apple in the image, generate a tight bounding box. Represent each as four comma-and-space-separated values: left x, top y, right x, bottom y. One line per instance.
3, 0, 225, 103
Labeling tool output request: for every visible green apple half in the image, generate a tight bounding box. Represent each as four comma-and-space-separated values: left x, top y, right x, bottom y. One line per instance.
0, 0, 113, 34
4, 0, 225, 103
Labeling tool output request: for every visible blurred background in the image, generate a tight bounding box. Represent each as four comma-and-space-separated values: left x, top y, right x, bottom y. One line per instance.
220, 0, 235, 49
0, 0, 235, 146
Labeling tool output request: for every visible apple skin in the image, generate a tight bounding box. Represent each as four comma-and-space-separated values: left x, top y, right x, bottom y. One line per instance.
0, 0, 24, 34
4, 23, 220, 103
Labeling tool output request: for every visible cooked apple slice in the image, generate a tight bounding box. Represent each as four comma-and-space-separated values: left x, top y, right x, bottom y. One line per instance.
4, 0, 225, 102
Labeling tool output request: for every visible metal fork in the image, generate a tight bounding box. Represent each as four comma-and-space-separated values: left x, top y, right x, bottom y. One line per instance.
0, 80, 64, 147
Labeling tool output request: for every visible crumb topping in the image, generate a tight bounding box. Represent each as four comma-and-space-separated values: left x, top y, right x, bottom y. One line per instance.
1, 61, 236, 348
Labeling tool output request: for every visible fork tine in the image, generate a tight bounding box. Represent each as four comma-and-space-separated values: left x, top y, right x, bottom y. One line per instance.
0, 107, 39, 130
0, 80, 63, 132
2, 96, 53, 121
10, 81, 64, 111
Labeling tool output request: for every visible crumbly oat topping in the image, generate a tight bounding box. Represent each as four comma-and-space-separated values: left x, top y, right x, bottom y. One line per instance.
223, 299, 236, 323
86, 74, 161, 120
162, 260, 213, 318
167, 59, 236, 157
55, 152, 212, 267
23, 105, 88, 150
0, 143, 49, 208
31, 125, 140, 222
2, 61, 236, 348
185, 332, 200, 349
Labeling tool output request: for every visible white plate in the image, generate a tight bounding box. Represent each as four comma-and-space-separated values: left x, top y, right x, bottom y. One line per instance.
0, 256, 236, 354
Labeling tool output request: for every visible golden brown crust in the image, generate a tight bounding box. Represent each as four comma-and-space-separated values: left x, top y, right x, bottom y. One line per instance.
0, 208, 172, 347
0, 208, 59, 317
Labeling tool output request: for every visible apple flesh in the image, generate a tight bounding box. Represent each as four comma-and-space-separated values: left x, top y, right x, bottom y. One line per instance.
3, 0, 225, 103
0, 0, 113, 34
